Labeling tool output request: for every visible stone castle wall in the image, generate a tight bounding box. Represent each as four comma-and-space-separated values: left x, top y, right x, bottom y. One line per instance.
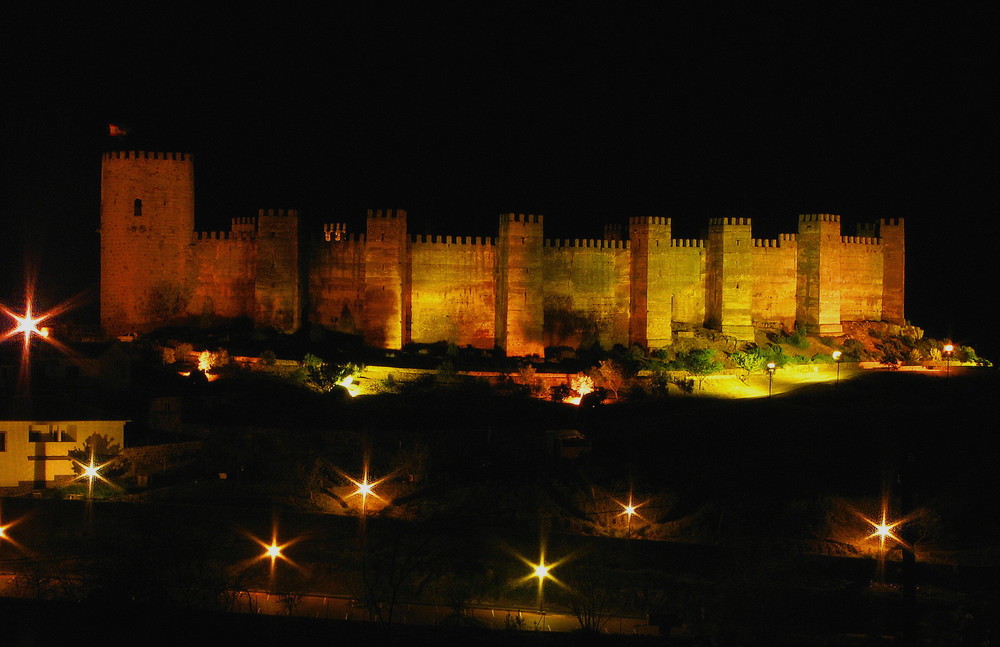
542, 238, 630, 350
99, 151, 905, 353
411, 234, 497, 349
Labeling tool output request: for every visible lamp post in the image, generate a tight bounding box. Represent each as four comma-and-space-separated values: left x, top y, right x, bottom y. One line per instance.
832, 350, 842, 385
532, 559, 552, 622
766, 362, 777, 397
942, 344, 954, 377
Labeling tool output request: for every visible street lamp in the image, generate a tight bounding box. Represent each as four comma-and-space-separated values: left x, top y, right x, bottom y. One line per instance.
72, 456, 109, 499
532, 557, 553, 618
942, 343, 954, 377
765, 362, 777, 397
616, 494, 644, 538
865, 509, 904, 586
832, 350, 842, 385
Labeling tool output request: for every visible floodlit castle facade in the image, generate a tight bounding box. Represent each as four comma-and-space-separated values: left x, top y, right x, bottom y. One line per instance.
100, 151, 904, 355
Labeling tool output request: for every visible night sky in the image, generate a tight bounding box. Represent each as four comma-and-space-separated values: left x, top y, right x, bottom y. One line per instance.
3, 6, 997, 357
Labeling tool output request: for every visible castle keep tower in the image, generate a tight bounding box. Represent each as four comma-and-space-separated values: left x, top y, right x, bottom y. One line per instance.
100, 151, 195, 334
706, 218, 754, 340
879, 218, 905, 324
495, 213, 544, 357
254, 209, 301, 332
796, 214, 843, 335
628, 217, 673, 347
363, 209, 410, 349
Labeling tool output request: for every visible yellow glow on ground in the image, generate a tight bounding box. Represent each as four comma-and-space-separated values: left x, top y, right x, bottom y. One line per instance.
695, 366, 863, 398
337, 374, 361, 397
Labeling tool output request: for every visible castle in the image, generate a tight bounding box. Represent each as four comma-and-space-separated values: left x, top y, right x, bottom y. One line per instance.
100, 151, 904, 354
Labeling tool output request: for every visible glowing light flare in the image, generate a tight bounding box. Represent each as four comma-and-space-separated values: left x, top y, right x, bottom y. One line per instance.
514, 550, 566, 589
2, 287, 83, 394
0, 516, 26, 553
345, 473, 388, 509
71, 458, 112, 486
247, 531, 301, 578
563, 373, 595, 405
533, 561, 551, 580
614, 495, 647, 520
337, 374, 361, 397
265, 541, 284, 560
865, 513, 903, 547
2, 302, 50, 342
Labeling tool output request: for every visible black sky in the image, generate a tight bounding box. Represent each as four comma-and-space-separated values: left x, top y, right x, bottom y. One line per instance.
2, 6, 997, 356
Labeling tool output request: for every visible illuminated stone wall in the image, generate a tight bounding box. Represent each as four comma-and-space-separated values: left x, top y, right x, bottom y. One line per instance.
542, 239, 630, 350
362, 209, 409, 349
879, 219, 905, 324
660, 239, 706, 330
751, 235, 798, 330
495, 214, 545, 356
707, 218, 754, 340
628, 217, 674, 348
838, 235, 883, 321
254, 209, 301, 332
308, 232, 366, 335
188, 230, 256, 319
796, 214, 845, 335
100, 151, 905, 353
100, 151, 195, 334
410, 235, 496, 348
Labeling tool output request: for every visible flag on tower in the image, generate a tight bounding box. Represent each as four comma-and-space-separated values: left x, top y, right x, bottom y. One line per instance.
108, 124, 128, 136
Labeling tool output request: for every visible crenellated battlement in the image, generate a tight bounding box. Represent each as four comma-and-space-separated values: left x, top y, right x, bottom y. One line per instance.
544, 238, 627, 249
752, 234, 796, 247
799, 213, 841, 223
367, 208, 407, 219
318, 232, 365, 243
103, 150, 192, 162
670, 238, 705, 248
841, 236, 881, 246
708, 217, 752, 226
411, 234, 495, 246
195, 230, 254, 242
629, 216, 670, 226
258, 208, 298, 218
99, 147, 905, 349
323, 223, 347, 241
499, 212, 543, 224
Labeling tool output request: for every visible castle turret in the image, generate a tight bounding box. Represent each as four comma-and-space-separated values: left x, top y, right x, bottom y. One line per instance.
707, 217, 754, 340
879, 218, 905, 324
628, 217, 673, 348
796, 214, 843, 335
495, 213, 544, 357
363, 209, 410, 349
254, 208, 301, 332
99, 151, 195, 334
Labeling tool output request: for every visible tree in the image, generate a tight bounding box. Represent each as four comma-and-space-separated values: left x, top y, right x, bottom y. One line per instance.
563, 565, 622, 634
730, 347, 768, 383
295, 354, 363, 393
589, 359, 625, 400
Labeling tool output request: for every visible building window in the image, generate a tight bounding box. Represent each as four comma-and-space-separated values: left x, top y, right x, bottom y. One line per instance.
0, 431, 5, 452
134, 198, 142, 217
29, 427, 59, 442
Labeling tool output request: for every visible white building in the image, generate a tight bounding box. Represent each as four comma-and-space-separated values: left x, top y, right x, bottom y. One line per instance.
0, 415, 127, 489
